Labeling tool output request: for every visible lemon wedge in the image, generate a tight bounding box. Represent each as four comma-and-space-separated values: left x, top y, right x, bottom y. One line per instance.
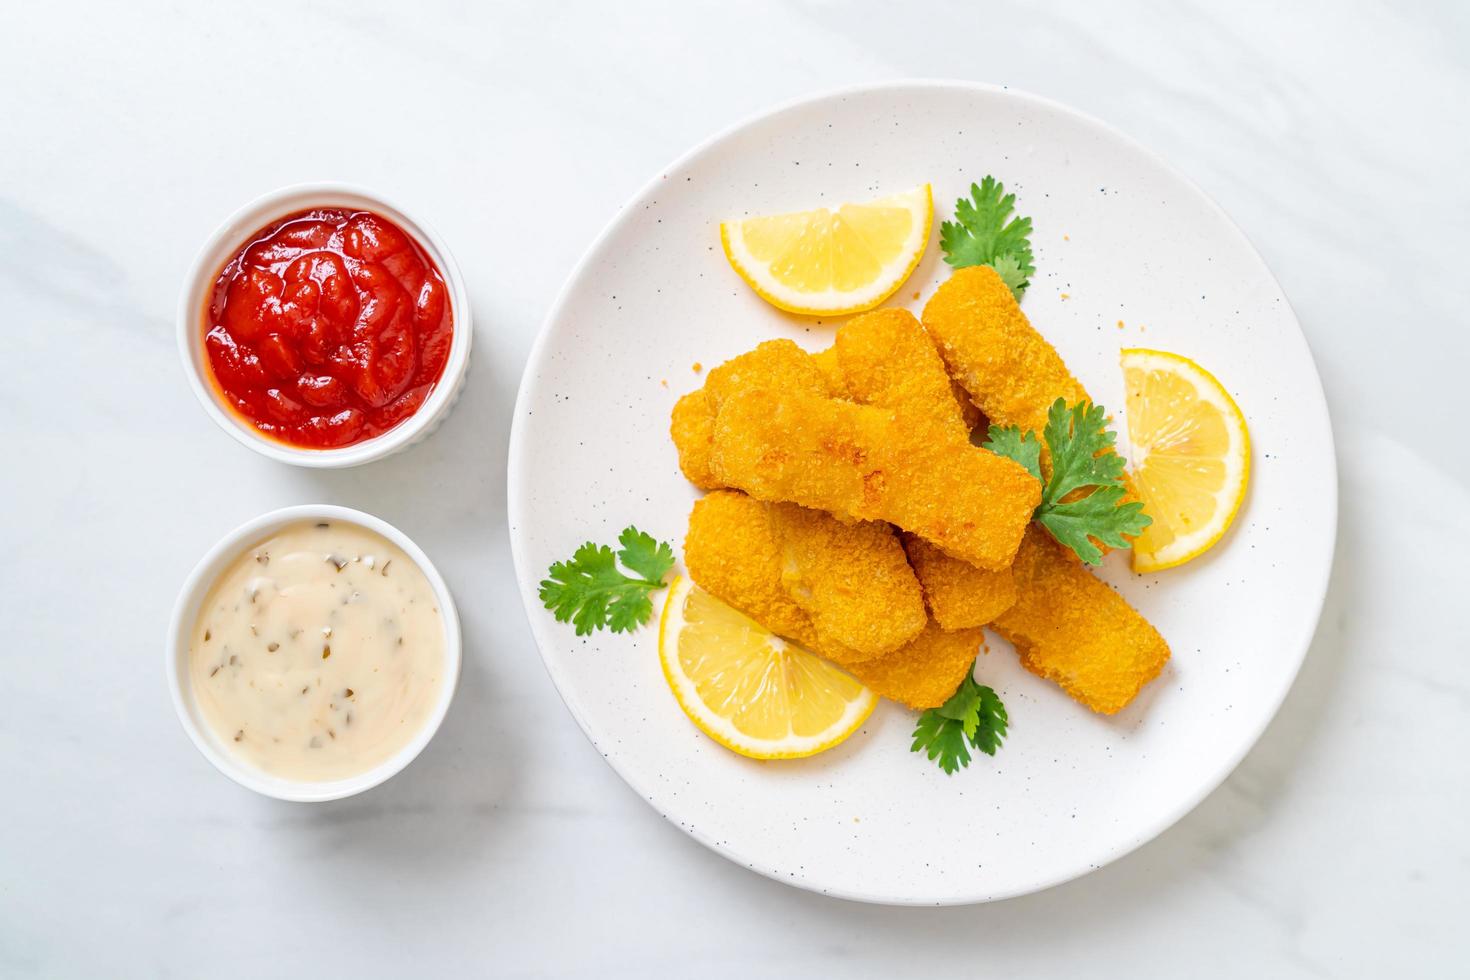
658, 576, 876, 759
720, 184, 932, 315
1120, 349, 1251, 573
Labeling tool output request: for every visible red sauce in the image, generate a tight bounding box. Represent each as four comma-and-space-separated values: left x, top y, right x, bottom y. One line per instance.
203, 208, 453, 449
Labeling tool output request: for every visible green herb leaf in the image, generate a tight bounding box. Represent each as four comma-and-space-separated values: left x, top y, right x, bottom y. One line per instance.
1038, 486, 1152, 566
615, 526, 675, 584
981, 425, 1042, 483
1040, 400, 1127, 507
989, 252, 1031, 298
911, 710, 974, 775
985, 399, 1153, 565
939, 177, 1035, 298
911, 669, 1009, 774
969, 685, 1009, 757
539, 527, 675, 635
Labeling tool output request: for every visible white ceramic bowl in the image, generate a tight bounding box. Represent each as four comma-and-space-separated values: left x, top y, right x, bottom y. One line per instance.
166, 505, 462, 802
177, 183, 473, 467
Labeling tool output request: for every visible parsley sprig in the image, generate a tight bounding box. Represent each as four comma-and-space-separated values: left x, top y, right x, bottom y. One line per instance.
911, 669, 1008, 774
985, 399, 1152, 565
539, 527, 675, 635
940, 176, 1035, 298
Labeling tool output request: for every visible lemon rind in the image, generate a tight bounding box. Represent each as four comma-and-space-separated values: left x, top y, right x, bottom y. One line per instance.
719, 185, 932, 316
1122, 348, 1251, 573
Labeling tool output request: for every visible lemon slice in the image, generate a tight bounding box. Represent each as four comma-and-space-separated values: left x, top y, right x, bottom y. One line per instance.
720, 184, 932, 315
1120, 349, 1251, 573
658, 576, 876, 759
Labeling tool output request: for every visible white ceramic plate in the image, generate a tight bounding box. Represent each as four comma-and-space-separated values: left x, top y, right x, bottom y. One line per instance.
508, 81, 1336, 905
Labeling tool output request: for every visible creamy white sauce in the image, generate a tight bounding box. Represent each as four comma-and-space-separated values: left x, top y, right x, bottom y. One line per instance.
189, 520, 444, 782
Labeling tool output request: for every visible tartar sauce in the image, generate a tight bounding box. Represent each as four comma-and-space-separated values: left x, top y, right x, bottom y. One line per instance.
189, 520, 444, 782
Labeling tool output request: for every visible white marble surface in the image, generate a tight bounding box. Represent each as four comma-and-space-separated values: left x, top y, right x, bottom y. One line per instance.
1, 1, 1465, 976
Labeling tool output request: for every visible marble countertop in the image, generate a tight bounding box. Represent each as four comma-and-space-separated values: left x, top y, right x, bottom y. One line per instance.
2, 1, 1465, 976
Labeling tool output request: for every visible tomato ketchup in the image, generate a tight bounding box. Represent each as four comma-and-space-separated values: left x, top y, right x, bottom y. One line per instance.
203, 208, 453, 449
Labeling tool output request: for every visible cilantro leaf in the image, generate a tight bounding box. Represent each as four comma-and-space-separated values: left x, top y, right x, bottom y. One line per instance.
911, 668, 1009, 774
984, 399, 1153, 565
539, 527, 675, 636
969, 685, 1009, 757
989, 252, 1031, 298
1040, 400, 1127, 506
912, 710, 974, 775
616, 526, 675, 583
940, 177, 1035, 298
981, 425, 1042, 483
1038, 486, 1152, 566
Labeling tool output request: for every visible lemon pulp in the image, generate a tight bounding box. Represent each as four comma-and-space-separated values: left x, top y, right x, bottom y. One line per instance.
1121, 349, 1250, 572
658, 577, 876, 759
720, 184, 932, 315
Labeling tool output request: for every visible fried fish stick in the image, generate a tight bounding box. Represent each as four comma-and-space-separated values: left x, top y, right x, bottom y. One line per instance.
703, 339, 832, 410
809, 345, 845, 393
828, 309, 1017, 625
922, 264, 1091, 438
671, 340, 832, 490
684, 491, 979, 708
685, 491, 852, 660
815, 340, 982, 430
671, 392, 721, 490
901, 534, 1017, 630
845, 621, 985, 710
832, 308, 971, 432
710, 385, 1039, 569
991, 526, 1170, 714
684, 491, 923, 663
768, 502, 927, 657
921, 264, 1140, 526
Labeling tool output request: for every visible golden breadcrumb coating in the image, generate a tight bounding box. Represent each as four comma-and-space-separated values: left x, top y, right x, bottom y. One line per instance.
922, 264, 1091, 438
683, 490, 822, 650
670, 392, 721, 490
809, 346, 848, 396
685, 490, 926, 664
767, 502, 927, 657
833, 308, 970, 432
710, 385, 1039, 570
845, 621, 985, 710
921, 265, 1141, 525
919, 268, 1163, 711
671, 340, 833, 490
826, 308, 1018, 624
684, 490, 980, 709
951, 380, 984, 432
991, 526, 1170, 714
703, 339, 832, 410
901, 534, 1017, 630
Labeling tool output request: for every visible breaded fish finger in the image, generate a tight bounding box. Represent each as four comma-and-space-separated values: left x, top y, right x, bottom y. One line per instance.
671, 392, 722, 490
703, 339, 832, 411
845, 620, 985, 710
991, 526, 1170, 715
710, 385, 1039, 570
684, 490, 981, 709
684, 491, 923, 664
901, 534, 1017, 630
767, 503, 927, 657
833, 308, 971, 432
684, 490, 821, 648
921, 265, 1140, 528
828, 309, 1017, 624
671, 340, 832, 490
922, 264, 1090, 438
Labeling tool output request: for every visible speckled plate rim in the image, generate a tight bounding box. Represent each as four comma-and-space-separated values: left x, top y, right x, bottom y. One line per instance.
507, 79, 1338, 905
